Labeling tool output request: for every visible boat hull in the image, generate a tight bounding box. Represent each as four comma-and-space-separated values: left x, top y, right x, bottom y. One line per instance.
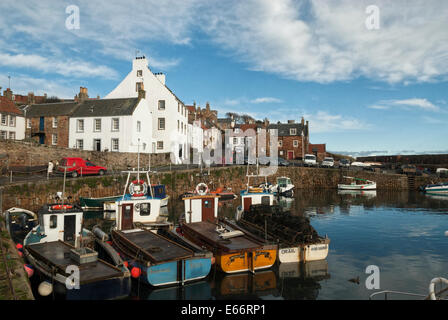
424, 185, 448, 194
216, 248, 277, 274
338, 183, 376, 190
278, 241, 330, 263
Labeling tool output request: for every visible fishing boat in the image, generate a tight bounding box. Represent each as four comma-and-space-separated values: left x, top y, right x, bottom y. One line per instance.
98, 170, 212, 287
338, 176, 377, 190
236, 204, 330, 263
79, 195, 123, 210
421, 182, 448, 194
22, 203, 131, 300
2, 207, 38, 244
235, 163, 276, 221
266, 176, 294, 197
178, 184, 277, 274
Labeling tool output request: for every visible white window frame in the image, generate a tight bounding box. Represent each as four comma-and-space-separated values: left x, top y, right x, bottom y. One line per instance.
0, 131, 6, 139
278, 140, 283, 147
137, 70, 142, 77
111, 118, 119, 132
94, 118, 102, 132
77, 119, 84, 132
293, 140, 299, 147
111, 138, 119, 152
76, 139, 84, 150
137, 121, 141, 133
52, 133, 58, 145
157, 141, 163, 150
158, 100, 165, 110
0, 114, 6, 126
26, 119, 31, 128
9, 131, 15, 140
158, 118, 165, 130
290, 128, 297, 135
52, 117, 58, 128
9, 116, 16, 127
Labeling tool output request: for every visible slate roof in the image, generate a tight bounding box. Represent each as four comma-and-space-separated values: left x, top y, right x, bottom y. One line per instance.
267, 122, 304, 136
71, 98, 140, 118
24, 101, 79, 117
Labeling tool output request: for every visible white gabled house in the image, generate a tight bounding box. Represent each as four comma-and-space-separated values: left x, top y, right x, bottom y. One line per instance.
105, 55, 190, 163
68, 95, 152, 153
0, 94, 25, 141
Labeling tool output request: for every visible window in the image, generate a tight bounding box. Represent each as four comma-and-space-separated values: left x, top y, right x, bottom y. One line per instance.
136, 82, 143, 92
9, 132, 15, 140
77, 119, 84, 132
76, 139, 84, 150
26, 119, 31, 128
52, 117, 58, 128
261, 196, 271, 205
158, 100, 165, 110
181, 121, 183, 134
279, 150, 284, 156
9, 116, 16, 127
52, 134, 58, 145
0, 114, 6, 125
178, 103, 180, 113
234, 128, 240, 133
184, 124, 186, 135
278, 140, 283, 147
158, 118, 165, 130
111, 138, 119, 152
293, 140, 299, 147
0, 131, 6, 139
94, 119, 101, 132
233, 137, 238, 144
204, 200, 212, 208
49, 215, 58, 229
137, 70, 142, 77
157, 141, 163, 149
139, 203, 151, 216
290, 128, 297, 135
137, 121, 141, 132
112, 118, 119, 131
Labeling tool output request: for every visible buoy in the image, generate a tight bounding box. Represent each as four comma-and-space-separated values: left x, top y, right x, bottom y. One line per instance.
16, 243, 23, 249
38, 281, 53, 296
131, 267, 142, 278
24, 264, 34, 278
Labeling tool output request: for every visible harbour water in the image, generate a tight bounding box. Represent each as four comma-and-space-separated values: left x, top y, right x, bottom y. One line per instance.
72, 190, 448, 299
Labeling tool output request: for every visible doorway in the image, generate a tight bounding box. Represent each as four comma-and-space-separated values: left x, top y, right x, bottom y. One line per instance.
94, 139, 101, 151
121, 204, 134, 230
201, 199, 214, 222
63, 215, 76, 242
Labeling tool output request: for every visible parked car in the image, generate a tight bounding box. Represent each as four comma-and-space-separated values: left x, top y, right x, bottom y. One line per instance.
58, 157, 107, 178
321, 157, 334, 168
270, 156, 289, 166
339, 158, 350, 168
303, 154, 317, 167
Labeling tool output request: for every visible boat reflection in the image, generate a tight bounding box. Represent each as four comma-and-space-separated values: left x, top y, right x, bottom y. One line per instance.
214, 270, 278, 298
338, 190, 377, 199
425, 193, 448, 201
132, 280, 212, 300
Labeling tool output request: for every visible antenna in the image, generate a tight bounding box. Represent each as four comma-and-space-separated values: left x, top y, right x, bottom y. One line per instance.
8, 75, 11, 89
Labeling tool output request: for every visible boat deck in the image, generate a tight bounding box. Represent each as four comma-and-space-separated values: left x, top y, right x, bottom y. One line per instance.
25, 241, 124, 284
182, 221, 263, 253
112, 229, 193, 264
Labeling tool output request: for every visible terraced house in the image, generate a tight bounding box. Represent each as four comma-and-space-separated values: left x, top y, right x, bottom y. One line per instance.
267, 118, 310, 160
0, 91, 25, 141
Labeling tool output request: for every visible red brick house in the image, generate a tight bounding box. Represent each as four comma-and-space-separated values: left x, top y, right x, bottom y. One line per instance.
308, 143, 327, 161
267, 118, 309, 160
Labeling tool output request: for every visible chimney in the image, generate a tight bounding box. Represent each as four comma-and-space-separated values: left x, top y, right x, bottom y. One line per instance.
76, 87, 89, 102
4, 88, 13, 101
301, 117, 304, 126
27, 92, 35, 105
264, 118, 269, 127
206, 102, 210, 111
155, 73, 166, 85
287, 120, 295, 124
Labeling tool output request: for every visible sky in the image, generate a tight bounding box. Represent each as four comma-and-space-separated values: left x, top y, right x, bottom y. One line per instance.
0, 0, 447, 156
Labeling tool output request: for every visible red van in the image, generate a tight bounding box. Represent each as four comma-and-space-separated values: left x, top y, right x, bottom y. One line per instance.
58, 157, 107, 178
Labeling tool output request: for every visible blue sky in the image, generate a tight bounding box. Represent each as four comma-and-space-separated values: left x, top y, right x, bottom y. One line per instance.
1, 0, 447, 156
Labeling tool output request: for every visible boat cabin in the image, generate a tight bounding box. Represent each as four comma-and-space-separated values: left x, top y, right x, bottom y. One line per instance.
240, 188, 275, 212
277, 177, 292, 189
182, 184, 220, 223
32, 204, 84, 245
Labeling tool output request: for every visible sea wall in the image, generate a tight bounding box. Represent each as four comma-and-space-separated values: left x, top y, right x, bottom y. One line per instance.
1, 166, 445, 213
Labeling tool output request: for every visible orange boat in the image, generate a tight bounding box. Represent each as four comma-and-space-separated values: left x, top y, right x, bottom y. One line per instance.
179, 184, 277, 274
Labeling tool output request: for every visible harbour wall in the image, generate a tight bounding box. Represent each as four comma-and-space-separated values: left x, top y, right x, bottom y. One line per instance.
0, 166, 446, 213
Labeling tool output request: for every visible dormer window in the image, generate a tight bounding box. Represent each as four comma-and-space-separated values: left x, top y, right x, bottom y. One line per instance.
137, 70, 142, 77
290, 128, 297, 135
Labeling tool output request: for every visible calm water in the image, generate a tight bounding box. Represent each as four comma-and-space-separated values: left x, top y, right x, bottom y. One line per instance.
85, 190, 448, 300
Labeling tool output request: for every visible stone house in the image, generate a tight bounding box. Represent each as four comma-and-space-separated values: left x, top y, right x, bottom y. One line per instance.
267, 118, 309, 160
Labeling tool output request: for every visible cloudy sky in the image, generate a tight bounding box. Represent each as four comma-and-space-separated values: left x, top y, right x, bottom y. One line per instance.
1, 0, 447, 156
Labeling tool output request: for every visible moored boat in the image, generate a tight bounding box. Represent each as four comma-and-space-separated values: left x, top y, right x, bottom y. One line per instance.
178, 184, 277, 274
80, 195, 123, 210
266, 176, 295, 197
22, 203, 131, 300
338, 176, 376, 190
421, 182, 448, 194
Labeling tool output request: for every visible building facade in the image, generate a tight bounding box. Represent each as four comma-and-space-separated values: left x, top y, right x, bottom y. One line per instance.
105, 56, 189, 163
267, 118, 309, 160
0, 94, 25, 141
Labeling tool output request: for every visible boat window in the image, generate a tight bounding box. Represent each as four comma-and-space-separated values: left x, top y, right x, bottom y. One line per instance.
124, 205, 132, 218
49, 215, 58, 229
140, 203, 151, 216
261, 196, 271, 205
204, 200, 212, 208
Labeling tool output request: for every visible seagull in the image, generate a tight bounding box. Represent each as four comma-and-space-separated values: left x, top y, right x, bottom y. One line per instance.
348, 276, 360, 284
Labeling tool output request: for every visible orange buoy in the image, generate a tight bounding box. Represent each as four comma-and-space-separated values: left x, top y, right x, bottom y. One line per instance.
123, 261, 129, 268
16, 243, 23, 249
131, 267, 142, 278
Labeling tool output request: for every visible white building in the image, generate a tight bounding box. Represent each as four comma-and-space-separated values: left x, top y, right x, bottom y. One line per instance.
105, 56, 190, 163
0, 95, 25, 141
68, 96, 152, 153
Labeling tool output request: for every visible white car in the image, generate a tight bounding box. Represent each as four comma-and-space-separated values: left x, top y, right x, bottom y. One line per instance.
303, 154, 317, 167
321, 157, 335, 168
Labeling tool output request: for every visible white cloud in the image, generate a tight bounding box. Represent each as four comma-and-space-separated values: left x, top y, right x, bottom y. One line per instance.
0, 74, 77, 98
368, 105, 389, 110
368, 98, 442, 112
304, 110, 371, 133
250, 97, 283, 104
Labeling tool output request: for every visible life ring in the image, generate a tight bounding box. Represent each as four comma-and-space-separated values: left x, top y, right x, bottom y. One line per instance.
195, 183, 209, 196
51, 205, 73, 210
129, 180, 148, 197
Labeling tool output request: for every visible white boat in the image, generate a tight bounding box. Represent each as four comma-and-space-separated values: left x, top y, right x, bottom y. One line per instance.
338, 176, 377, 190
267, 176, 294, 197
422, 182, 448, 194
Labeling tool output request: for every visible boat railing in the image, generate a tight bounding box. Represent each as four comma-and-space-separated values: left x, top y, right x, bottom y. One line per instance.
369, 289, 448, 300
